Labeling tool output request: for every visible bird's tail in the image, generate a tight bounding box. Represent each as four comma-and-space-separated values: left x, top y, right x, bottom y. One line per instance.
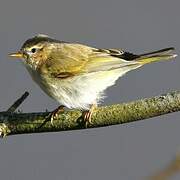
136, 47, 177, 65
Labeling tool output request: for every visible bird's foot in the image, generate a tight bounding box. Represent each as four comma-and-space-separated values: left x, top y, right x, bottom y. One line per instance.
37, 105, 65, 129
78, 104, 97, 128
49, 105, 65, 125
82, 110, 93, 128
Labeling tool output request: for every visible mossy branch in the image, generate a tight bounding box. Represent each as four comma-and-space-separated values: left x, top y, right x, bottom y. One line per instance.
0, 90, 180, 137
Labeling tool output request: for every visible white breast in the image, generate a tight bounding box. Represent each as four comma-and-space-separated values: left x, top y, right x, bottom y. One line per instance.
24, 64, 137, 110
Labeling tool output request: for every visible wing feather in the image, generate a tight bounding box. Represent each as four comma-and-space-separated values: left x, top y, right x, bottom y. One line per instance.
40, 43, 139, 77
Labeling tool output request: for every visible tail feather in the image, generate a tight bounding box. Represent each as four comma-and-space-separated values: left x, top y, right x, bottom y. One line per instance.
136, 47, 177, 65
139, 47, 175, 57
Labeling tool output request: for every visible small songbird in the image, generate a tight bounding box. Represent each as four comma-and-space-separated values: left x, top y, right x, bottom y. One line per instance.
9, 34, 177, 125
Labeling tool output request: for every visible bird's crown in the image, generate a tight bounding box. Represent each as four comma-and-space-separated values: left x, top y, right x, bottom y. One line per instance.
21, 34, 65, 49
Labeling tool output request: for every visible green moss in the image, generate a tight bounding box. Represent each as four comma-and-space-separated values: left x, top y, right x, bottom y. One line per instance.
0, 91, 179, 136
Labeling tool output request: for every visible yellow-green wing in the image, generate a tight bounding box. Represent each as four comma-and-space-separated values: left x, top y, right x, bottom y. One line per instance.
85, 48, 140, 72
40, 43, 139, 77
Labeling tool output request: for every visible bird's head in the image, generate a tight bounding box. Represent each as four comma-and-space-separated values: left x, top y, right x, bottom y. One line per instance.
9, 34, 61, 70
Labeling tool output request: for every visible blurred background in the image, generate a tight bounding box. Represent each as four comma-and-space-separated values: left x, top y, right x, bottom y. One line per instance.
0, 0, 180, 179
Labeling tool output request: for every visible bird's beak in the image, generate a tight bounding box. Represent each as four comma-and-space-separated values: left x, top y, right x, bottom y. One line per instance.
9, 51, 23, 59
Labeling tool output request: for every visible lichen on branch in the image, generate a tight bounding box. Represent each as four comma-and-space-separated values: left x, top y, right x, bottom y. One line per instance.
0, 91, 180, 136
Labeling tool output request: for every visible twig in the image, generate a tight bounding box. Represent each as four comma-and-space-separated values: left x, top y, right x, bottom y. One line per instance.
0, 90, 179, 136
148, 152, 180, 180
0, 91, 29, 137
6, 92, 29, 113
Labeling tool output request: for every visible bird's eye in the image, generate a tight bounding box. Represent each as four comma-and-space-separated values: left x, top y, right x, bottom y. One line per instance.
31, 48, 37, 53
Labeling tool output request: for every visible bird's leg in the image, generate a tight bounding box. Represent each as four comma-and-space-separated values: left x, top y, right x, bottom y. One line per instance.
81, 103, 97, 128
37, 105, 65, 129
49, 105, 65, 125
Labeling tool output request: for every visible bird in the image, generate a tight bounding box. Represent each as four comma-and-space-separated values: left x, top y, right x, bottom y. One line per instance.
9, 34, 177, 126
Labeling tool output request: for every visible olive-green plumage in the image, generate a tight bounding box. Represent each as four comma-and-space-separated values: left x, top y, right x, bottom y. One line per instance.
9, 34, 177, 112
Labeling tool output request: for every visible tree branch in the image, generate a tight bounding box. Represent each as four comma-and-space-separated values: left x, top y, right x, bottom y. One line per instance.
0, 90, 180, 137
6, 91, 29, 113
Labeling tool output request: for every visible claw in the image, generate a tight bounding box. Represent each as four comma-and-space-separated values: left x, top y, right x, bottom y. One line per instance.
50, 105, 65, 125
37, 105, 65, 129
81, 104, 97, 128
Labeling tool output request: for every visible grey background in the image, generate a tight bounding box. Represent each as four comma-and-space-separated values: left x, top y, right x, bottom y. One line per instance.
0, 0, 180, 179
